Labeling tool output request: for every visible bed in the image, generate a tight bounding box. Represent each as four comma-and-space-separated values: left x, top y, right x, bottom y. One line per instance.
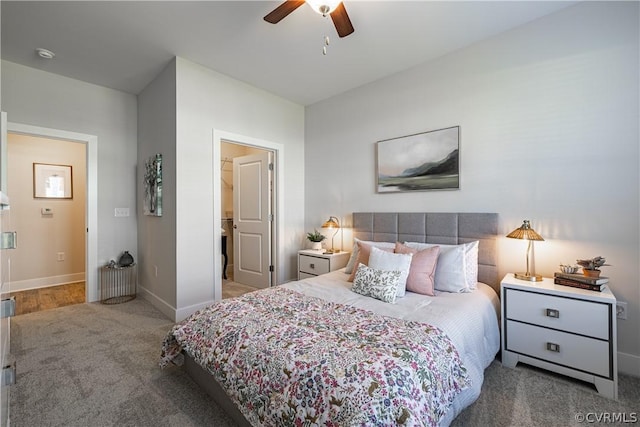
161, 212, 500, 426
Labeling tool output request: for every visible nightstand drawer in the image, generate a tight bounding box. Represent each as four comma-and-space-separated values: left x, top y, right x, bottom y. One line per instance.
506, 320, 610, 377
299, 255, 330, 275
505, 288, 609, 340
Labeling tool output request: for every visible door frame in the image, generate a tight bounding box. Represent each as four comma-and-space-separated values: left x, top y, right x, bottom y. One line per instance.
7, 122, 98, 302
213, 129, 283, 300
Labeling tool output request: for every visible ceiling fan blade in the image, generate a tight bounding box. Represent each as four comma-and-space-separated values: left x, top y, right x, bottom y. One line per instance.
264, 0, 306, 24
330, 2, 354, 38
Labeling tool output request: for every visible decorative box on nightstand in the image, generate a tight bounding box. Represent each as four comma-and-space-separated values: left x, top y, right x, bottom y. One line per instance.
501, 273, 618, 399
298, 250, 350, 280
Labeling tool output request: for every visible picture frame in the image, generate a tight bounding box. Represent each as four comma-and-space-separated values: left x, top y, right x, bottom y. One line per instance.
376, 126, 460, 193
144, 153, 162, 216
33, 163, 73, 199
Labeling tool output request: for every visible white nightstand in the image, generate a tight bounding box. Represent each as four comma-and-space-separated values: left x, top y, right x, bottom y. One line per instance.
501, 273, 618, 399
298, 250, 350, 280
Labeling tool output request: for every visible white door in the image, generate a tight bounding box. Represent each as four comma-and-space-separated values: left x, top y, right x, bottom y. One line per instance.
233, 151, 272, 288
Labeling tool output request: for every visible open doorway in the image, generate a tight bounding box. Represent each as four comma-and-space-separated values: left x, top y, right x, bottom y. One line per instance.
6, 122, 98, 305
7, 133, 86, 314
220, 140, 274, 299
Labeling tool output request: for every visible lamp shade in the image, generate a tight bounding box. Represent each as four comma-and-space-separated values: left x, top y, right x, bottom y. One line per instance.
507, 219, 544, 282
321, 217, 340, 229
321, 216, 340, 253
506, 220, 544, 241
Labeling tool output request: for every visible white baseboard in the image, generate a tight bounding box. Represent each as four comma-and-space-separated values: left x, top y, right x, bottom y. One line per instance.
137, 285, 176, 322
618, 351, 640, 377
138, 284, 215, 323
8, 273, 86, 292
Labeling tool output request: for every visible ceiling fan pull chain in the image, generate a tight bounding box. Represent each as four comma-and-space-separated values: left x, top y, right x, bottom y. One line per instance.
323, 35, 330, 55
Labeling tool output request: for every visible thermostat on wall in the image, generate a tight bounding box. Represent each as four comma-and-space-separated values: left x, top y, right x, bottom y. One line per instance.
41, 207, 53, 216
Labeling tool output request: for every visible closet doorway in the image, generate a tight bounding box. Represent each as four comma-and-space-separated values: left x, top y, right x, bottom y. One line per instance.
220, 140, 275, 297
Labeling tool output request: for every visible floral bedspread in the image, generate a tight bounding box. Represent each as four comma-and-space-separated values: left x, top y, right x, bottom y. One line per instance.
160, 287, 470, 426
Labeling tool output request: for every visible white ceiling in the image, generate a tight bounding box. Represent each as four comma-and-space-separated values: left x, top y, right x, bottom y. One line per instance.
1, 1, 576, 106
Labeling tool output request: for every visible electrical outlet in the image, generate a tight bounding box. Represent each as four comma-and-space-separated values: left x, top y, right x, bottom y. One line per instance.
616, 301, 627, 320
57, 252, 65, 261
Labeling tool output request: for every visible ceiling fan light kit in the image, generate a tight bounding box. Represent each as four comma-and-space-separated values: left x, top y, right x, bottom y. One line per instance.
264, 0, 354, 38
306, 0, 341, 16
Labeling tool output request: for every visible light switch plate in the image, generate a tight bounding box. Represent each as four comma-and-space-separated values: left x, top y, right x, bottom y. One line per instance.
114, 208, 130, 217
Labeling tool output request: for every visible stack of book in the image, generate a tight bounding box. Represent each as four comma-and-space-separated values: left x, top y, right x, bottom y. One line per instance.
553, 272, 608, 291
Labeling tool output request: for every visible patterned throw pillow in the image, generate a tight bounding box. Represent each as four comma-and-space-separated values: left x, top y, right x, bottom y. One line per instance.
351, 263, 401, 303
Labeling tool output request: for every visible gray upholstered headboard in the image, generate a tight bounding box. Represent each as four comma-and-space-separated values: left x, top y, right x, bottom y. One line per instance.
352, 212, 499, 291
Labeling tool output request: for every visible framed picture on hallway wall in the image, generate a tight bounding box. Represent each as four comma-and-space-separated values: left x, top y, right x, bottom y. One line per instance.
376, 126, 460, 193
33, 163, 73, 199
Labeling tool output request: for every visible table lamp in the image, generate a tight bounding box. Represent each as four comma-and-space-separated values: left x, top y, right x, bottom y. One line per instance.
321, 216, 341, 253
506, 219, 544, 282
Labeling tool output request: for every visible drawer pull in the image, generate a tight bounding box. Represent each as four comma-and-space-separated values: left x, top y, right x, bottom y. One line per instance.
309, 263, 315, 269
546, 342, 560, 353
545, 308, 560, 318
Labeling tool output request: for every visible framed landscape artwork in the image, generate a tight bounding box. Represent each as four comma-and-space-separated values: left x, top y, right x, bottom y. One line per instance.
376, 126, 460, 193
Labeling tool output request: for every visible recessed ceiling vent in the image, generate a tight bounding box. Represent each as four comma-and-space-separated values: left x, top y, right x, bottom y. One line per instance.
36, 48, 55, 59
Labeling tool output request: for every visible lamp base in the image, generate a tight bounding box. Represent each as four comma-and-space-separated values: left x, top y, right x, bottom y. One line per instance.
514, 272, 543, 282
325, 249, 341, 254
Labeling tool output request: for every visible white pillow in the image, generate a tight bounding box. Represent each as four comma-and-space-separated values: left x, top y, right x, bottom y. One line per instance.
404, 241, 479, 292
344, 239, 397, 274
368, 246, 413, 297
464, 241, 479, 289
351, 263, 401, 303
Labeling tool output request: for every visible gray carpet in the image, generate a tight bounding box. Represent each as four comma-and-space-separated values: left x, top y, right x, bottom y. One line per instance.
10, 298, 640, 427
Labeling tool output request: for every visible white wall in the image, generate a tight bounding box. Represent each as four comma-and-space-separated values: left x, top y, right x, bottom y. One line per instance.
138, 57, 305, 321
175, 57, 305, 317
1, 60, 138, 300
305, 2, 639, 375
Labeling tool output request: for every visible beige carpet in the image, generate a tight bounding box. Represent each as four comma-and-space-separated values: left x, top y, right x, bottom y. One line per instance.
10, 298, 640, 426
10, 299, 237, 427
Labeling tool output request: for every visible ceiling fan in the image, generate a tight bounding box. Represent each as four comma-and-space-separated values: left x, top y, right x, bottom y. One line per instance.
264, 0, 355, 38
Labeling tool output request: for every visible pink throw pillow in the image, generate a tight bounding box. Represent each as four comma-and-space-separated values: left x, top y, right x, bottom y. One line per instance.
394, 242, 440, 296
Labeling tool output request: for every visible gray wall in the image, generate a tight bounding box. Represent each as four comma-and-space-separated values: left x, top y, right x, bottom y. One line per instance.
137, 59, 177, 311
304, 2, 639, 375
